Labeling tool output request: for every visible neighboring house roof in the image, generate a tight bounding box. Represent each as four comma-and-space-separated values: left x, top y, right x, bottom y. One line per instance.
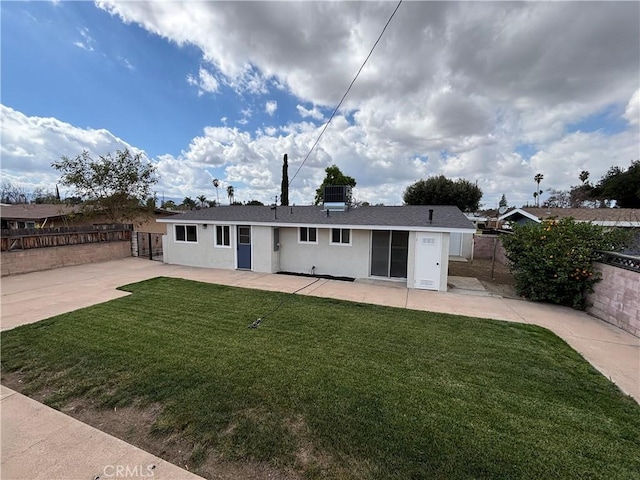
158, 205, 476, 232
498, 208, 541, 224
499, 207, 640, 227
0, 204, 78, 220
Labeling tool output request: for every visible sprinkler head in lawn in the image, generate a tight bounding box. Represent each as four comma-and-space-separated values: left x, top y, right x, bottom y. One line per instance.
248, 317, 263, 329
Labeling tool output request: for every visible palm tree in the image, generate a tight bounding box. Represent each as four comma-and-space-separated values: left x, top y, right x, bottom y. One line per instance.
579, 170, 590, 184
226, 185, 234, 205
212, 179, 220, 205
534, 173, 544, 207
197, 195, 207, 208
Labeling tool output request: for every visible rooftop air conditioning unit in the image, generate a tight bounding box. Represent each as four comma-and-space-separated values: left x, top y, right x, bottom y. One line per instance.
323, 185, 352, 211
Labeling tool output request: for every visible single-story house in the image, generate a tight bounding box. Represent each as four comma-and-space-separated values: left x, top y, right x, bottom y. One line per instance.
0, 204, 78, 229
158, 204, 476, 292
498, 207, 640, 228
1, 204, 176, 232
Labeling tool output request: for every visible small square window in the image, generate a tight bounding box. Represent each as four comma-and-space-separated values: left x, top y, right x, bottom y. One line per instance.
186, 225, 197, 242
238, 226, 251, 244
331, 228, 351, 245
176, 225, 185, 241
175, 225, 197, 243
299, 227, 317, 243
216, 225, 230, 247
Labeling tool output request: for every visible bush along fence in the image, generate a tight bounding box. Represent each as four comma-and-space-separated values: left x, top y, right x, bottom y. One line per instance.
1, 224, 133, 252
501, 218, 631, 310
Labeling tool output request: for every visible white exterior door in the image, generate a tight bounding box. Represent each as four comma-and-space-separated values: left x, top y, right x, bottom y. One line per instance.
414, 233, 442, 290
449, 232, 462, 256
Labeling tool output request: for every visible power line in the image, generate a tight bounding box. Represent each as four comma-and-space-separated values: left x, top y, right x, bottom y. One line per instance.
248, 277, 322, 329
288, 0, 403, 187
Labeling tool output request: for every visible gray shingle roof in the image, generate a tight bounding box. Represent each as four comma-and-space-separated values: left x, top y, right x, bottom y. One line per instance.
158, 205, 475, 230
501, 207, 640, 226
522, 207, 640, 224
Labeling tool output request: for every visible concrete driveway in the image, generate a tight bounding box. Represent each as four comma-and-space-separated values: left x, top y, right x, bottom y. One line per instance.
1, 258, 638, 480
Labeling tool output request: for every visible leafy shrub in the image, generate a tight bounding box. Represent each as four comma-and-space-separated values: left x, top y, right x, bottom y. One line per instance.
502, 218, 631, 309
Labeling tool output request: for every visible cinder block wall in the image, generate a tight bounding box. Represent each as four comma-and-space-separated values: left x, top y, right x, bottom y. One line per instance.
473, 235, 508, 265
1, 242, 131, 276
587, 262, 639, 337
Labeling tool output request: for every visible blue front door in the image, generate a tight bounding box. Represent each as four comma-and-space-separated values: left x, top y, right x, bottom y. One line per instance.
237, 225, 251, 269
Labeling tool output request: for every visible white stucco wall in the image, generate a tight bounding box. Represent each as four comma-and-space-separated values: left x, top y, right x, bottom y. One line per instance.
461, 232, 473, 259
252, 225, 278, 273
278, 227, 370, 278
439, 232, 450, 291
163, 223, 235, 269
449, 232, 473, 259
161, 221, 454, 291
407, 231, 416, 286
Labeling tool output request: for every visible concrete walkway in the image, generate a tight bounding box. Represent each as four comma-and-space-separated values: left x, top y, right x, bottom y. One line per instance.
1, 386, 203, 480
2, 258, 639, 479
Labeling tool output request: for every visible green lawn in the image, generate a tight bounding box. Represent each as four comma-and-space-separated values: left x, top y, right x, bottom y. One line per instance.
2, 277, 639, 479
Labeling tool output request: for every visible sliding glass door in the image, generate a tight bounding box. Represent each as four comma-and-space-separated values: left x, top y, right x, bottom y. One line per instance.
371, 231, 409, 278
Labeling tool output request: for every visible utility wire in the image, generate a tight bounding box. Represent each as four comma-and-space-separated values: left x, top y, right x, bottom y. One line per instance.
288, 0, 403, 187
248, 277, 322, 329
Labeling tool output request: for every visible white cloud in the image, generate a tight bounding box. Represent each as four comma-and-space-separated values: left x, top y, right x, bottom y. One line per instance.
4, 104, 638, 208
0, 105, 143, 196
186, 67, 219, 96
118, 56, 135, 71
8, 1, 640, 208
73, 27, 95, 51
265, 100, 278, 116
296, 105, 324, 121
624, 89, 640, 126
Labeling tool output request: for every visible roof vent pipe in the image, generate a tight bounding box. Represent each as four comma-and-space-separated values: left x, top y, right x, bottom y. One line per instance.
429, 209, 433, 225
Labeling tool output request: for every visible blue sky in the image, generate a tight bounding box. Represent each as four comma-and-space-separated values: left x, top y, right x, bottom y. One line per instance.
1, 1, 639, 208
3, 1, 281, 156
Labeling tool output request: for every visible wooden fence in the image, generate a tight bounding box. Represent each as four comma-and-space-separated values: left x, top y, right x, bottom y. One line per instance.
1, 224, 133, 252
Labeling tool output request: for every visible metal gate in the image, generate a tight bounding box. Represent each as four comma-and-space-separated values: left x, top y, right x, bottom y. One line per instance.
134, 232, 163, 261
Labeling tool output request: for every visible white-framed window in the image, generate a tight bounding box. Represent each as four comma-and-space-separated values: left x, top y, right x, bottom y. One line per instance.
330, 228, 351, 245
175, 224, 198, 243
299, 227, 317, 244
215, 225, 231, 247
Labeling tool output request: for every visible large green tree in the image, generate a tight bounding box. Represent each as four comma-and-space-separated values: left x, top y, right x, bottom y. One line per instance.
314, 165, 356, 205
403, 175, 482, 212
52, 149, 158, 223
182, 197, 197, 210
592, 160, 640, 208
